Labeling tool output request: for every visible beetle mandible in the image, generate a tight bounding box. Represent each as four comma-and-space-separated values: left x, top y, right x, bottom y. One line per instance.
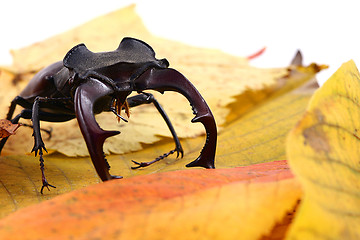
0, 37, 217, 194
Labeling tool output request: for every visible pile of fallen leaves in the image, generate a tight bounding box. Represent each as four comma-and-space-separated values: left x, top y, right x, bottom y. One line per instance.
0, 4, 358, 240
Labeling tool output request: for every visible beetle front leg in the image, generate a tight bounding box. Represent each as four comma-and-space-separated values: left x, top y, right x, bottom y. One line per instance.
31, 97, 54, 194
0, 108, 58, 193
31, 96, 73, 193
39, 152, 56, 194
31, 97, 48, 156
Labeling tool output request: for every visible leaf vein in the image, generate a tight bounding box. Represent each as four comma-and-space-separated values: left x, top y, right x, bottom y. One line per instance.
0, 178, 18, 211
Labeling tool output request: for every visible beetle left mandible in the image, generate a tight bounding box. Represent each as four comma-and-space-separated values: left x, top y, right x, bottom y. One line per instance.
0, 37, 217, 193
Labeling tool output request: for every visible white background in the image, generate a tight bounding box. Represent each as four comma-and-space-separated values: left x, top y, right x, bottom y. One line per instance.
1, 0, 359, 85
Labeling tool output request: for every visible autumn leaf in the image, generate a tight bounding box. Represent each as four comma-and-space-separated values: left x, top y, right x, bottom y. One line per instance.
0, 5, 327, 238
0, 76, 316, 217
286, 60, 360, 239
0, 119, 20, 138
0, 160, 302, 240
0, 5, 324, 157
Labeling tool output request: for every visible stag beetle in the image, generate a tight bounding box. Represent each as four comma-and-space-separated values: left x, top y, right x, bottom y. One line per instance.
0, 37, 217, 194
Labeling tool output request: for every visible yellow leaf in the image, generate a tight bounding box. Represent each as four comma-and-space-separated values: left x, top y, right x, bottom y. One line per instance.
1, 5, 314, 157
0, 161, 302, 240
0, 76, 315, 217
286, 60, 360, 239
0, 4, 325, 219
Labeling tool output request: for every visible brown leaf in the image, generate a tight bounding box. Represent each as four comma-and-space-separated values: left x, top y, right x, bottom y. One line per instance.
0, 119, 20, 138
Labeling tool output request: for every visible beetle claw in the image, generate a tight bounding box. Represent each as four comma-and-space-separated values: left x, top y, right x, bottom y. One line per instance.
131, 160, 149, 169
40, 179, 56, 194
31, 139, 47, 157
176, 145, 184, 159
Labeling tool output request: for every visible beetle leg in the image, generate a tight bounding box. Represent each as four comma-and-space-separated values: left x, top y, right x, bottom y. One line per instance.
15, 112, 73, 193
74, 78, 121, 181
125, 93, 184, 168
31, 97, 48, 156
0, 109, 56, 193
31, 97, 74, 193
30, 101, 53, 194
134, 68, 217, 169
5, 96, 33, 121
0, 100, 74, 193
39, 154, 56, 194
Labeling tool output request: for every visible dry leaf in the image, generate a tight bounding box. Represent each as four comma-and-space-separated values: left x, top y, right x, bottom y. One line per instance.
0, 119, 20, 138
0, 160, 302, 240
0, 5, 322, 157
286, 60, 360, 239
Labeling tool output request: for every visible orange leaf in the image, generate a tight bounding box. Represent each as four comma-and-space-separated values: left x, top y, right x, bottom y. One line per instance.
0, 160, 302, 240
0, 119, 20, 138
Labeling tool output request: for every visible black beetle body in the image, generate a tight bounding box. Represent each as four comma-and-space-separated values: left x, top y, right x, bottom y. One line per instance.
0, 38, 217, 194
